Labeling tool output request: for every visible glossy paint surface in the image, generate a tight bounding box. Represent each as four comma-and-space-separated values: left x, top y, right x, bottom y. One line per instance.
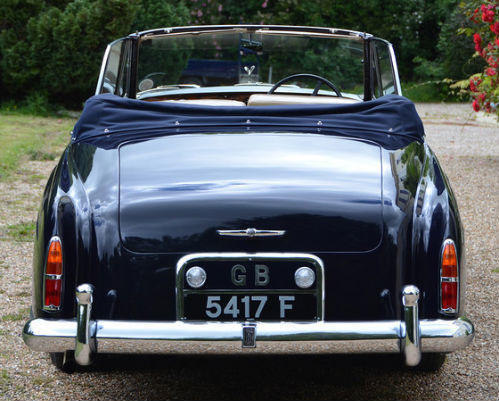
119, 133, 383, 253
32, 131, 465, 323
28, 26, 465, 343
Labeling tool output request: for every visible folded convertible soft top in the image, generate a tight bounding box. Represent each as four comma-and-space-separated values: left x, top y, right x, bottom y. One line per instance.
72, 93, 424, 149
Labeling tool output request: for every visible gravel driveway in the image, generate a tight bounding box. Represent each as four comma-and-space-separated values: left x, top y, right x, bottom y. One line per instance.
0, 103, 497, 400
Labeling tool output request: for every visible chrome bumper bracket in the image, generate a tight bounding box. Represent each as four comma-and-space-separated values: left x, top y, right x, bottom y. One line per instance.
74, 284, 95, 366
402, 285, 421, 366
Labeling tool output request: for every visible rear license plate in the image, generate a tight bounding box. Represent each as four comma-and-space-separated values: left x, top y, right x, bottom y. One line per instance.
184, 293, 316, 321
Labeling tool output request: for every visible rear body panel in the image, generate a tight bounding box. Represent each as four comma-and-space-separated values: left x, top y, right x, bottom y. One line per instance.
119, 133, 383, 254
32, 131, 463, 323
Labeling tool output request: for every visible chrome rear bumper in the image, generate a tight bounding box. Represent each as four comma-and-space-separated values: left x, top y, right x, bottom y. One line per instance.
23, 284, 474, 367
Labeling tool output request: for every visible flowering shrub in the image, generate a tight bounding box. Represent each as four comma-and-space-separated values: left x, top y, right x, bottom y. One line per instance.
464, 1, 499, 116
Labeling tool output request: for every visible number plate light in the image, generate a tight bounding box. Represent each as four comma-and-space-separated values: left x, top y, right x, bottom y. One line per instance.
186, 266, 207, 288
294, 266, 315, 288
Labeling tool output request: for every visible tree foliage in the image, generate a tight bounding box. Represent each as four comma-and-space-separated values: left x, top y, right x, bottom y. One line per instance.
186, 0, 469, 81
462, 0, 499, 117
0, 0, 189, 107
0, 0, 479, 107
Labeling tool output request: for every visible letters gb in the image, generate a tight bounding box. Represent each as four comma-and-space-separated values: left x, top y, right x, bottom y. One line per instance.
231, 264, 270, 286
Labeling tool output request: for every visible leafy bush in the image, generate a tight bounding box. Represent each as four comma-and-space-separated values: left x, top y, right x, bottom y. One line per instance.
1, 0, 140, 107
403, 79, 471, 103
0, 0, 483, 106
0, 0, 189, 108
186, 0, 459, 83
132, 0, 189, 31
461, 1, 499, 117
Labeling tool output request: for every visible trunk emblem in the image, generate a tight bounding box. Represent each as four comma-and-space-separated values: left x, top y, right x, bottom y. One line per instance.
217, 228, 286, 238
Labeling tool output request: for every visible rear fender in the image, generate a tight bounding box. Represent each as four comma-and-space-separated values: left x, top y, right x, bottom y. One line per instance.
411, 144, 464, 318
33, 146, 93, 319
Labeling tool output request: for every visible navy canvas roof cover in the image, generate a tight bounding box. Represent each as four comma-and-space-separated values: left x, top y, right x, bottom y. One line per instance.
72, 94, 424, 149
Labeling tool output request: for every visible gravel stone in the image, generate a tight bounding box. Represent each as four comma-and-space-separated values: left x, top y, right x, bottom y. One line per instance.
0, 103, 497, 400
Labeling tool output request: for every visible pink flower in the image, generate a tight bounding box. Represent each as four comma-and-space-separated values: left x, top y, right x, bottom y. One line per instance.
218, 4, 222, 12
469, 77, 482, 92
485, 67, 497, 76
478, 92, 486, 102
490, 22, 499, 35
482, 9, 494, 23
480, 4, 494, 13
197, 9, 203, 17
488, 56, 498, 69
473, 33, 483, 53
472, 99, 480, 112
471, 7, 480, 22
262, 1, 268, 8
496, 38, 499, 47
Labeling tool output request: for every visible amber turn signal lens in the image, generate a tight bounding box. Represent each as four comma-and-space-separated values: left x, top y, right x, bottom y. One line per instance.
441, 241, 457, 278
46, 239, 63, 275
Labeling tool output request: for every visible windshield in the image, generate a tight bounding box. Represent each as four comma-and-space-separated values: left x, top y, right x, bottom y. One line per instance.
136, 31, 364, 98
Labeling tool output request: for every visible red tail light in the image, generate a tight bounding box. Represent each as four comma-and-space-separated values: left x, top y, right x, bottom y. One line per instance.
440, 239, 458, 313
43, 237, 63, 310
44, 279, 62, 308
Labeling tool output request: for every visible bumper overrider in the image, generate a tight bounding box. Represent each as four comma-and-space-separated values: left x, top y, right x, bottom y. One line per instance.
23, 284, 474, 367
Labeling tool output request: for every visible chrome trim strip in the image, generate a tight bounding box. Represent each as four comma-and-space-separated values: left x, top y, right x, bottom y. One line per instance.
95, 44, 112, 95
175, 253, 325, 321
217, 228, 286, 237
183, 289, 316, 295
22, 317, 474, 356
138, 25, 371, 40
45, 274, 62, 280
388, 43, 402, 95
74, 284, 95, 366
402, 285, 421, 366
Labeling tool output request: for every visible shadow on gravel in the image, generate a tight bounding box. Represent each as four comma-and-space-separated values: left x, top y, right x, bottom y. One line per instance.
75, 353, 440, 400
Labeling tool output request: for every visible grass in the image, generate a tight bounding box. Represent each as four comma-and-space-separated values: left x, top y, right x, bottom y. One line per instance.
6, 222, 36, 242
404, 82, 444, 102
1, 307, 30, 322
0, 113, 77, 181
492, 268, 499, 273
32, 376, 55, 386
402, 80, 471, 103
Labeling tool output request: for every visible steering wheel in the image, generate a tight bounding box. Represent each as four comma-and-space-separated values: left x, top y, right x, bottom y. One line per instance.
268, 73, 341, 97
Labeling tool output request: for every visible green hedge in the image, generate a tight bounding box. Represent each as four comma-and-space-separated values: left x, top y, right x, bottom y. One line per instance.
0, 0, 477, 108
0, 0, 189, 108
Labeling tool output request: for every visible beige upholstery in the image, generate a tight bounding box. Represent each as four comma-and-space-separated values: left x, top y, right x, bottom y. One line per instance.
247, 94, 360, 106
163, 99, 245, 106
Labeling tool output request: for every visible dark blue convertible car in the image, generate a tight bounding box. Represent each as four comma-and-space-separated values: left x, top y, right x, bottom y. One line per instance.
23, 25, 474, 373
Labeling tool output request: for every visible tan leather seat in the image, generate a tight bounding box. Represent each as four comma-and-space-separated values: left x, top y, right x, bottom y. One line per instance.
247, 94, 360, 106
163, 99, 246, 106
